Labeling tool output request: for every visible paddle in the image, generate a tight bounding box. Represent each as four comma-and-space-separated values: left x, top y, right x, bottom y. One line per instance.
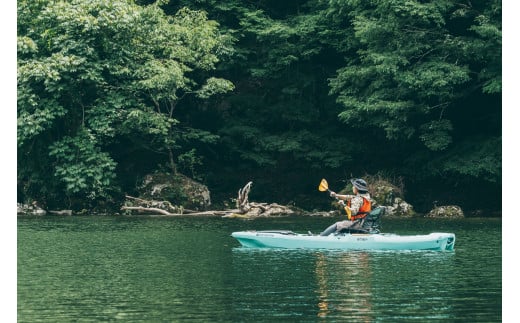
318, 179, 352, 219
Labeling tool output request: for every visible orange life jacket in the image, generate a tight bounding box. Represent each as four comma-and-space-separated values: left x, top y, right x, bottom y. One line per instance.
348, 196, 372, 220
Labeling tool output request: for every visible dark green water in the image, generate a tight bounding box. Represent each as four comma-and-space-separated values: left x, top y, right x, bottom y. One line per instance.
18, 216, 501, 322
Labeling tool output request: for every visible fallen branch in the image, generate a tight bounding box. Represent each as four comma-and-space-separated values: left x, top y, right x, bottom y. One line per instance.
121, 183, 295, 218
49, 210, 73, 216
121, 206, 173, 216
124, 195, 183, 214
121, 205, 239, 217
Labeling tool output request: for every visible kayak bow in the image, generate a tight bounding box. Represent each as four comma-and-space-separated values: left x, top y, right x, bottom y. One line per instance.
231, 230, 455, 251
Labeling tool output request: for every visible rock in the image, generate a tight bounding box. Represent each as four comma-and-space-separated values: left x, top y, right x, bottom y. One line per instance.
138, 172, 211, 210
383, 197, 416, 217
426, 205, 464, 218
17, 202, 46, 216
366, 178, 414, 216
371, 184, 398, 206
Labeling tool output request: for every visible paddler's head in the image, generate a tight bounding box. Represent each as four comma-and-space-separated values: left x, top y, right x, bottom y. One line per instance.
350, 178, 368, 194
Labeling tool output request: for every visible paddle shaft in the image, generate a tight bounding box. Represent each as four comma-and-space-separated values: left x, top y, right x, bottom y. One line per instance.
326, 188, 349, 209
319, 178, 350, 218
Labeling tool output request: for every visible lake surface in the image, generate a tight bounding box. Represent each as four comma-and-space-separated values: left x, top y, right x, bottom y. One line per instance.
18, 216, 501, 322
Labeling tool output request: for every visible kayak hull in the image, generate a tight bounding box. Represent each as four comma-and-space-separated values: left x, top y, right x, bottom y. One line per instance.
231, 230, 455, 251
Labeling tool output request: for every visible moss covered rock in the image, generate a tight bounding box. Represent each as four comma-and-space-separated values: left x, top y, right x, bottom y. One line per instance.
426, 205, 464, 218
383, 197, 416, 217
138, 172, 211, 210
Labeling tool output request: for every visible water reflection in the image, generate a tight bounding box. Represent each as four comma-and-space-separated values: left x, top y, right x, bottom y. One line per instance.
231, 248, 467, 321
314, 252, 373, 322
315, 253, 329, 318
19, 216, 501, 322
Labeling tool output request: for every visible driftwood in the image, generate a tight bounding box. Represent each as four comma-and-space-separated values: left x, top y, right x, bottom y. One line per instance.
236, 181, 252, 213
124, 195, 182, 213
226, 181, 295, 217
17, 202, 47, 216
223, 202, 295, 218
122, 195, 187, 215
120, 206, 236, 216
121, 206, 174, 216
121, 195, 238, 216
122, 182, 295, 218
49, 210, 73, 216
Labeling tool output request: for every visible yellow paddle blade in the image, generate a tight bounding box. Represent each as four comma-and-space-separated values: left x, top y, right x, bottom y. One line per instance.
318, 178, 329, 192
345, 207, 352, 220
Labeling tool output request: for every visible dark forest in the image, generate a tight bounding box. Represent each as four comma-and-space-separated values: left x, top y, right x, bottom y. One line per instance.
17, 0, 501, 214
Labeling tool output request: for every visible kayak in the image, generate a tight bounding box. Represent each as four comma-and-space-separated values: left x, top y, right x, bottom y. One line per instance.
231, 230, 456, 251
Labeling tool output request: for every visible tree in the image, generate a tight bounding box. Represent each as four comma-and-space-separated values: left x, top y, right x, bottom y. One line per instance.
17, 0, 234, 208
324, 0, 501, 186
165, 0, 501, 211
18, 0, 502, 213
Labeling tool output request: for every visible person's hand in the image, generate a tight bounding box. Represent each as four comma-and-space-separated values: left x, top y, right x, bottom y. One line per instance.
338, 200, 345, 206
330, 191, 337, 198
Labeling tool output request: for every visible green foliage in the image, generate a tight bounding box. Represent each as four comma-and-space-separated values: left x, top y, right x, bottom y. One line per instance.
197, 77, 235, 99
327, 0, 500, 153
160, 0, 500, 210
49, 130, 117, 200
17, 0, 233, 208
419, 120, 453, 151
178, 149, 203, 179
18, 0, 501, 212
440, 137, 501, 183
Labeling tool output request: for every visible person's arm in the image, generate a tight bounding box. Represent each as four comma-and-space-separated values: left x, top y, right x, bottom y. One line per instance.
330, 192, 354, 201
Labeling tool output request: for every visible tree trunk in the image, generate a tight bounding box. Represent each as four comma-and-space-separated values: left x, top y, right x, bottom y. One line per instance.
168, 148, 177, 175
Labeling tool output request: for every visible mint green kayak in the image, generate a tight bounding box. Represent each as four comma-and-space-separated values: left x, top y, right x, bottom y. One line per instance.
231, 230, 456, 251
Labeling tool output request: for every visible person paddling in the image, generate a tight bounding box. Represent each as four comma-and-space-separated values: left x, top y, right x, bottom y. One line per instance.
320, 178, 372, 236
